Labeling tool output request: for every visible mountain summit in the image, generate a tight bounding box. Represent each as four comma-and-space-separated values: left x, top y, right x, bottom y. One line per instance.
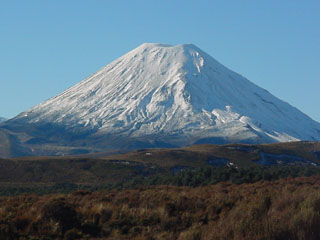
2, 43, 320, 156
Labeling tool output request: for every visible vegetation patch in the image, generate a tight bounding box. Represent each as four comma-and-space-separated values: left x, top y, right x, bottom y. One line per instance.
1, 176, 320, 239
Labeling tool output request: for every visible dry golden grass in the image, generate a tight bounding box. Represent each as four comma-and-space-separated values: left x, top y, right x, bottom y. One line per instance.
1, 176, 320, 239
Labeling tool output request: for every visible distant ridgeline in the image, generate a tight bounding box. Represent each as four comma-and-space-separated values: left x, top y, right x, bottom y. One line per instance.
0, 142, 320, 195
0, 117, 7, 123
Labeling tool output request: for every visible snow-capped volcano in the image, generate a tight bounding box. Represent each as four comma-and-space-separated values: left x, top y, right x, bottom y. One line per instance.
7, 43, 320, 150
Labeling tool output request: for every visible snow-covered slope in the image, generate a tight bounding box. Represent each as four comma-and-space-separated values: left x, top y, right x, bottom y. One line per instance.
11, 43, 320, 146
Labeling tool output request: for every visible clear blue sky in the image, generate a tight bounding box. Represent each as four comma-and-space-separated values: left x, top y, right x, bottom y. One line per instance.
1, 0, 319, 121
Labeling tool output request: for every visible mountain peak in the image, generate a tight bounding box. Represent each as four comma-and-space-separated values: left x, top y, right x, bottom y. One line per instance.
6, 43, 320, 155
134, 43, 203, 54
137, 42, 199, 48
138, 43, 173, 48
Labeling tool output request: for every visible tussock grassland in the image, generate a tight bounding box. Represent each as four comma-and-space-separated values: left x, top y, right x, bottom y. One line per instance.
1, 176, 320, 239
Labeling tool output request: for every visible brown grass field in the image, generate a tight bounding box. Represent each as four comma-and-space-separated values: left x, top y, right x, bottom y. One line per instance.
1, 176, 320, 239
